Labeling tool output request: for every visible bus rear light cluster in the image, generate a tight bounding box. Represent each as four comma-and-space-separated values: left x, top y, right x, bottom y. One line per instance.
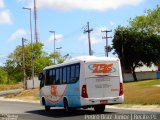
119, 83, 123, 96
81, 85, 88, 98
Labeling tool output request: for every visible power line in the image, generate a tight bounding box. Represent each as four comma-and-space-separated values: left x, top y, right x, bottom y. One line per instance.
62, 26, 85, 39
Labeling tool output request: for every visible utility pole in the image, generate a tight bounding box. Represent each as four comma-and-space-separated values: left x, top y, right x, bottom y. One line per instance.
34, 0, 38, 43
101, 30, 112, 57
84, 22, 93, 56
22, 7, 34, 89
22, 37, 26, 89
49, 31, 56, 64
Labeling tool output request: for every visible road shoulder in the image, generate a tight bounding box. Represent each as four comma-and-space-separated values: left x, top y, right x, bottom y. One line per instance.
107, 104, 160, 112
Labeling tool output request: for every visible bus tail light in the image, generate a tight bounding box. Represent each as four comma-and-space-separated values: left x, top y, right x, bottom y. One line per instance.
81, 85, 88, 98
119, 83, 123, 96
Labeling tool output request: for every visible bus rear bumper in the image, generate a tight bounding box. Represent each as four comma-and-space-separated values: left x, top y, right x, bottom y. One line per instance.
81, 95, 124, 106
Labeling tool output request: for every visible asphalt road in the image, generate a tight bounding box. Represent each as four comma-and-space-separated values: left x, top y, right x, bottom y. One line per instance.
0, 101, 159, 120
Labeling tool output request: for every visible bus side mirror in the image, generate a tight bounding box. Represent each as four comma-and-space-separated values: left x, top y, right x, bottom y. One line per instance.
38, 73, 43, 80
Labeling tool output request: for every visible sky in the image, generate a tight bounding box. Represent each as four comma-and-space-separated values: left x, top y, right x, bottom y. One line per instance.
0, 0, 159, 66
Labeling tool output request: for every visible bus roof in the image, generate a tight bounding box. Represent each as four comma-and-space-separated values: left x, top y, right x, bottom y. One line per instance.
43, 56, 119, 70
67, 56, 119, 62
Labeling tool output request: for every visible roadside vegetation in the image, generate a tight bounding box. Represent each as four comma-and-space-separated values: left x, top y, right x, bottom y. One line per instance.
112, 5, 160, 81
0, 84, 23, 91
5, 88, 39, 101
0, 43, 71, 84
124, 80, 160, 105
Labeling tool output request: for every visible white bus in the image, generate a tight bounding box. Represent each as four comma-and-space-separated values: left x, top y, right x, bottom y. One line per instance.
38, 56, 124, 112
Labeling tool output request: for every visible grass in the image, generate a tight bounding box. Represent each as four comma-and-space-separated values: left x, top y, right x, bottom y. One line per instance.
0, 83, 39, 101
0, 84, 23, 91
123, 79, 160, 105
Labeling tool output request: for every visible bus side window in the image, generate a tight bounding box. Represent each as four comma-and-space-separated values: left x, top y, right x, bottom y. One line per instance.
66, 66, 70, 84
52, 69, 55, 85
71, 65, 76, 83
56, 68, 60, 84
49, 69, 53, 85
40, 71, 45, 89
75, 64, 80, 80
59, 67, 63, 84
63, 67, 67, 84
45, 70, 50, 85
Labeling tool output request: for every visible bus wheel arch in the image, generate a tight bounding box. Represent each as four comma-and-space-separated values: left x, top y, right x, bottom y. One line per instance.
42, 97, 45, 106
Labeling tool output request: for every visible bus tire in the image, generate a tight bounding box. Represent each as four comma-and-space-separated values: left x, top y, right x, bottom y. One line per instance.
94, 105, 105, 113
63, 98, 69, 112
45, 106, 51, 111
42, 98, 50, 111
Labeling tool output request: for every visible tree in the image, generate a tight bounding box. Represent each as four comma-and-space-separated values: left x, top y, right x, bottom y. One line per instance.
0, 67, 8, 84
130, 5, 160, 35
4, 52, 23, 83
4, 42, 53, 83
4, 42, 70, 84
34, 57, 53, 74
50, 52, 71, 64
112, 26, 160, 81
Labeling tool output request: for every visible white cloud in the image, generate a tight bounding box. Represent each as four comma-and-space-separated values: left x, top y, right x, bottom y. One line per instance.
8, 29, 27, 42
109, 21, 117, 27
0, 10, 12, 24
0, 0, 4, 8
34, 0, 143, 11
48, 34, 64, 43
0, 0, 13, 25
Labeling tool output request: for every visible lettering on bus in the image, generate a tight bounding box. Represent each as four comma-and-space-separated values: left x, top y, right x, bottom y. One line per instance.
88, 63, 116, 73
95, 84, 111, 88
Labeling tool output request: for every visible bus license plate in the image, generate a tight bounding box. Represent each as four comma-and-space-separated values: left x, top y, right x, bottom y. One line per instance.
100, 100, 108, 104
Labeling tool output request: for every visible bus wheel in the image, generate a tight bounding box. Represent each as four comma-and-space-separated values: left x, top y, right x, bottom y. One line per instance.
45, 106, 51, 111
94, 105, 105, 113
42, 98, 50, 111
63, 98, 69, 112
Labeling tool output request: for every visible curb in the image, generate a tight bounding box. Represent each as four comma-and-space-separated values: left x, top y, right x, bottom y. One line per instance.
0, 89, 24, 97
0, 97, 39, 103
